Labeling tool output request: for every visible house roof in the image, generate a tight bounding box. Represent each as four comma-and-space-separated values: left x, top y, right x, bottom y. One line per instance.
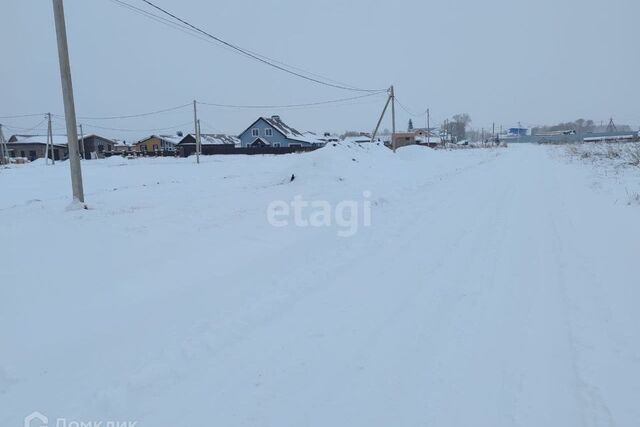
198, 134, 240, 145
136, 134, 184, 146
8, 134, 70, 146
264, 115, 305, 138
239, 116, 321, 144
81, 134, 118, 144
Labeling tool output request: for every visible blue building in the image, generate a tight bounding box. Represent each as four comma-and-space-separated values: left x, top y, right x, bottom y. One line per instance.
238, 115, 322, 148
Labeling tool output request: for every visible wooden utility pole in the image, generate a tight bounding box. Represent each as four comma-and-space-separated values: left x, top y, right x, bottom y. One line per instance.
196, 119, 202, 162
427, 108, 430, 145
370, 86, 393, 144
46, 113, 55, 165
52, 0, 84, 203
193, 100, 200, 164
390, 85, 396, 152
79, 123, 85, 160
0, 124, 8, 165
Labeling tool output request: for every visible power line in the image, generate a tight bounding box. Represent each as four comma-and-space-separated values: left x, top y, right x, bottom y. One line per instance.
1, 118, 49, 133
197, 91, 387, 110
394, 97, 426, 118
0, 93, 386, 127
0, 113, 47, 119
81, 120, 193, 133
111, 0, 364, 90
132, 0, 383, 93
52, 102, 192, 120
109, 0, 351, 89
107, 0, 218, 46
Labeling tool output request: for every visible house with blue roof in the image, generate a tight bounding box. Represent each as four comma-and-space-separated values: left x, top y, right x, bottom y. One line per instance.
238, 115, 323, 148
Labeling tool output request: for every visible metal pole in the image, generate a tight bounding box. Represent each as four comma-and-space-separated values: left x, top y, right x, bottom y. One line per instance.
47, 113, 55, 165
52, 0, 84, 203
390, 85, 396, 152
370, 89, 392, 143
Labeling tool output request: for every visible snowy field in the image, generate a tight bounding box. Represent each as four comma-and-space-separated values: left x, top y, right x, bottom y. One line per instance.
1, 143, 639, 426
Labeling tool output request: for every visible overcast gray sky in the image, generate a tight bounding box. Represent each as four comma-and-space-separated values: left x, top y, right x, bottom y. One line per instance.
1, 0, 639, 141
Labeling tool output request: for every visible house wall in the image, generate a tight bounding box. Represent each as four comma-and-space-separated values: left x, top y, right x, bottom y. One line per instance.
136, 137, 163, 152
6, 143, 68, 161
393, 133, 416, 148
81, 136, 116, 159
238, 119, 312, 148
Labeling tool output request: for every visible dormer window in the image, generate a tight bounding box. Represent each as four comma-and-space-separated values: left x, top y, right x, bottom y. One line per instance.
265, 128, 273, 137
251, 128, 259, 137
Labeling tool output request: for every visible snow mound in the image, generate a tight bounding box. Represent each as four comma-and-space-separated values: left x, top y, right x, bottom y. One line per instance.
395, 144, 433, 161
284, 141, 395, 184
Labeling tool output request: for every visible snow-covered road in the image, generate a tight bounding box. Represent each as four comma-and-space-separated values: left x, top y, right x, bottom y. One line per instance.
1, 144, 638, 426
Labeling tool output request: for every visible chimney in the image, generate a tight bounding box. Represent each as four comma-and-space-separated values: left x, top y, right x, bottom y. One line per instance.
271, 115, 281, 121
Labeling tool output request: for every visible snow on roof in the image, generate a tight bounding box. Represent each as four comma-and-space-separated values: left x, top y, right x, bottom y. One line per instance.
158, 134, 184, 145
199, 134, 240, 145
178, 134, 239, 145
264, 115, 304, 138
262, 116, 322, 144
9, 134, 70, 146
136, 134, 184, 145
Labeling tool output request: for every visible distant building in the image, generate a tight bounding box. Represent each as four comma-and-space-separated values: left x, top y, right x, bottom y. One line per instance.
134, 134, 183, 153
79, 134, 119, 159
177, 133, 240, 156
6, 134, 69, 161
413, 128, 440, 144
112, 140, 132, 154
392, 132, 416, 148
238, 116, 323, 148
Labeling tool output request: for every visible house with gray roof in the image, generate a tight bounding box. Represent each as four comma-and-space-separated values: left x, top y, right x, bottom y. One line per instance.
176, 133, 240, 156
238, 115, 323, 148
7, 134, 69, 161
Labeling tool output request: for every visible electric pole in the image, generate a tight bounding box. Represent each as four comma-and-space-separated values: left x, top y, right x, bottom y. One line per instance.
46, 113, 55, 165
193, 100, 200, 164
79, 123, 85, 160
0, 124, 8, 165
390, 85, 396, 152
52, 0, 84, 203
370, 86, 393, 144
427, 108, 430, 145
196, 119, 202, 163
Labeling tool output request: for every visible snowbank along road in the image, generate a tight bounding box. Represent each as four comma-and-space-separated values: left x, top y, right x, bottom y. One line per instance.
1, 143, 638, 426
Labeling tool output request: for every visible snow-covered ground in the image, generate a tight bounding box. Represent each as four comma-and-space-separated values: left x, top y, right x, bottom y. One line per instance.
560, 142, 640, 206
1, 143, 639, 426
